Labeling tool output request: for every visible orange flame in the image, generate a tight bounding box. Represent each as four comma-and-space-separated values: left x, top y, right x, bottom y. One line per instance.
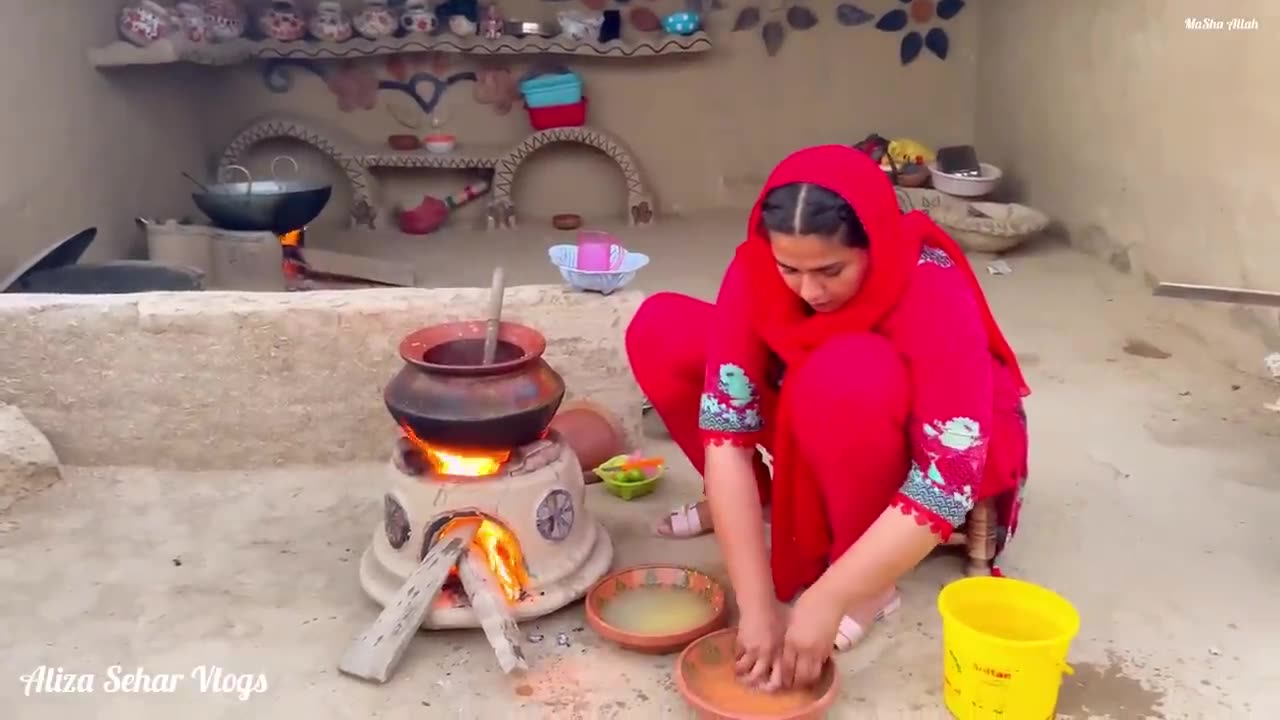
401, 426, 511, 477
440, 516, 528, 604
280, 230, 303, 247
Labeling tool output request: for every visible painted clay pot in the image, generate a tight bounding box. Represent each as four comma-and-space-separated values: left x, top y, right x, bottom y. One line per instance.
400, 0, 437, 34
119, 1, 176, 47
309, 0, 354, 42
548, 400, 628, 483
384, 321, 566, 450
353, 0, 397, 40
258, 0, 306, 42
202, 0, 246, 41
175, 2, 211, 43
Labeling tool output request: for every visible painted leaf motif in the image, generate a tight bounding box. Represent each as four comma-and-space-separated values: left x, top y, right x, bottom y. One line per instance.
937, 0, 965, 20
925, 27, 949, 59
835, 3, 874, 26
900, 30, 923, 64
875, 7, 908, 31
762, 20, 785, 56
732, 5, 761, 31
785, 5, 818, 30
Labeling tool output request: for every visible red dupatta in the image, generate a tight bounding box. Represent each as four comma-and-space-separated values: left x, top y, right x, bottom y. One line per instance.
736, 145, 1030, 600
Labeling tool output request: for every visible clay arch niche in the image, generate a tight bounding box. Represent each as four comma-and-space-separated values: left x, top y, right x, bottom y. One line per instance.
487, 127, 655, 230
218, 117, 377, 229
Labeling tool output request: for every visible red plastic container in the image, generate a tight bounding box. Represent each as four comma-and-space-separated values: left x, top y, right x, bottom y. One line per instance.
526, 97, 588, 131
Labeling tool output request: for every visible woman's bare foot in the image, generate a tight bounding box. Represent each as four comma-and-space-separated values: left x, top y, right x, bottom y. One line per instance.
654, 501, 714, 538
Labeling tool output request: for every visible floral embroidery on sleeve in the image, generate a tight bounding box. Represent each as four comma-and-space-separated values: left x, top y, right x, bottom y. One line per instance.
699, 363, 763, 434
918, 246, 955, 268
896, 416, 987, 529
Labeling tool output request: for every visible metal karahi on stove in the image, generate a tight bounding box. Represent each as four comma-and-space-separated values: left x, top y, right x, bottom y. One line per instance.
358, 317, 615, 631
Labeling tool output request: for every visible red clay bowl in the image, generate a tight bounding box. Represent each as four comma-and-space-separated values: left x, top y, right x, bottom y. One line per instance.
675, 628, 839, 720
585, 564, 729, 654
553, 213, 583, 230
388, 134, 421, 151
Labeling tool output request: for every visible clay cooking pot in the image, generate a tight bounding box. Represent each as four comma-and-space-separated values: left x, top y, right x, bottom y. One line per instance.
384, 321, 566, 450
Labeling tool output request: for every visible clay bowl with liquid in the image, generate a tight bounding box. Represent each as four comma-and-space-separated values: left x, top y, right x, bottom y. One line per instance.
676, 628, 838, 720
586, 565, 728, 654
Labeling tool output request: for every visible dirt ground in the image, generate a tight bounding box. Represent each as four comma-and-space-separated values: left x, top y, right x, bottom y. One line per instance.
3, 212, 1280, 719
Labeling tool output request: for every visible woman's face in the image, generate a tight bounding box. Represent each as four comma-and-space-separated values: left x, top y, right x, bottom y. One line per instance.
770, 232, 868, 313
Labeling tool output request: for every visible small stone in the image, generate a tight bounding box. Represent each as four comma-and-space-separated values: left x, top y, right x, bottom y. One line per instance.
556, 632, 571, 647
527, 633, 544, 643
172, 558, 183, 566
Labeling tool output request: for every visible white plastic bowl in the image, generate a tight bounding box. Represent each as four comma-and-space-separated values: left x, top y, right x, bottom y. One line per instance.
928, 162, 1003, 197
548, 244, 649, 295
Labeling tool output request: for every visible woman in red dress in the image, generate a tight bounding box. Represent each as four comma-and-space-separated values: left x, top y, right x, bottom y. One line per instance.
625, 145, 1030, 690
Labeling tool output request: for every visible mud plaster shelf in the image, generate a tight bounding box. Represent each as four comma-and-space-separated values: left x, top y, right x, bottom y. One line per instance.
219, 116, 655, 231
88, 32, 712, 67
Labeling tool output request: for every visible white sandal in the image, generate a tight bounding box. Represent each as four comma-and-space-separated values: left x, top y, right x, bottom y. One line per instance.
655, 502, 711, 539
833, 592, 902, 652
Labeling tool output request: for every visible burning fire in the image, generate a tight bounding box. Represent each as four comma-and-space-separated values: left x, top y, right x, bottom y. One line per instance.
401, 426, 511, 477
440, 516, 529, 604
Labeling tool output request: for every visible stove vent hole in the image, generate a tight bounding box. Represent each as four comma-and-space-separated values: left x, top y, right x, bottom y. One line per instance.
384, 494, 411, 549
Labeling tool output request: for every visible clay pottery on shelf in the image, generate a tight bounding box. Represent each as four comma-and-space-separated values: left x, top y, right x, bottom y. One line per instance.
628, 7, 662, 32
353, 0, 398, 40
309, 0, 354, 42
258, 0, 306, 42
552, 213, 583, 231
202, 0, 246, 41
549, 399, 628, 482
384, 321, 567, 450
400, 0, 437, 34
676, 629, 839, 719
423, 133, 457, 154
175, 2, 211, 43
119, 0, 176, 47
585, 565, 729, 654
449, 14, 478, 36
387, 134, 422, 151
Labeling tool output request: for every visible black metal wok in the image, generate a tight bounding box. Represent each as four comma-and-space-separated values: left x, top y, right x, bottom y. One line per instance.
191, 157, 333, 234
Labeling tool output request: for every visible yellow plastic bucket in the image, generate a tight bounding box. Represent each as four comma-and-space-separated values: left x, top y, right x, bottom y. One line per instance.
937, 576, 1080, 719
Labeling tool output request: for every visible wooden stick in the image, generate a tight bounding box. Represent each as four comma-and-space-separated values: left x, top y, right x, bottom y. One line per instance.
456, 547, 528, 674
481, 266, 505, 365
338, 522, 478, 683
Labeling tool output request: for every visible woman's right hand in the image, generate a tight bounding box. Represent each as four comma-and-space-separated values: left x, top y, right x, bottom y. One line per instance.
734, 601, 788, 687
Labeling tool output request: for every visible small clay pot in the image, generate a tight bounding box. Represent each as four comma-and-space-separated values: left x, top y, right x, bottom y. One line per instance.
553, 213, 583, 231
549, 400, 627, 482
388, 134, 422, 151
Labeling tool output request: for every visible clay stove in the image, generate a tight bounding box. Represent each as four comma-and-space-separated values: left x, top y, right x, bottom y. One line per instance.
358, 320, 614, 629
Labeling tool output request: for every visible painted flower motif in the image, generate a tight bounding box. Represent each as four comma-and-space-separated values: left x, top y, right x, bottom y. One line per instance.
326, 61, 379, 112
875, 0, 964, 65
472, 66, 520, 116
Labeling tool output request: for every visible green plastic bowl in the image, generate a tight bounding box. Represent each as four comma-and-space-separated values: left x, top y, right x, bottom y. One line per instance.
595, 455, 664, 501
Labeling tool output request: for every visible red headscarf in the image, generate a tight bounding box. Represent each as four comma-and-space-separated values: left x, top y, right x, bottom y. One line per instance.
735, 145, 1029, 600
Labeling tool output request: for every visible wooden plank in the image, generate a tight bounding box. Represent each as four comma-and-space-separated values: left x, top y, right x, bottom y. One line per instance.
302, 248, 416, 287
338, 522, 478, 683
1152, 282, 1280, 309
456, 548, 529, 675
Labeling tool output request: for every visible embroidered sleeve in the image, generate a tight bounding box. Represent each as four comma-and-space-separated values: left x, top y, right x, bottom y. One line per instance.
698, 255, 770, 448
886, 252, 995, 539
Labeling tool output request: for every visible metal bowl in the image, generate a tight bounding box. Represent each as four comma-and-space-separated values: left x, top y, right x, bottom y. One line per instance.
503, 19, 559, 37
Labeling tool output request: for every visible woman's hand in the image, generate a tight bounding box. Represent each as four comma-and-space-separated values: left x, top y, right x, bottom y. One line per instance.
778, 586, 844, 689
733, 601, 787, 687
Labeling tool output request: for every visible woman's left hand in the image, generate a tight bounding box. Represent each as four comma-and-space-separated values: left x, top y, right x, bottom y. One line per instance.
777, 586, 844, 690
